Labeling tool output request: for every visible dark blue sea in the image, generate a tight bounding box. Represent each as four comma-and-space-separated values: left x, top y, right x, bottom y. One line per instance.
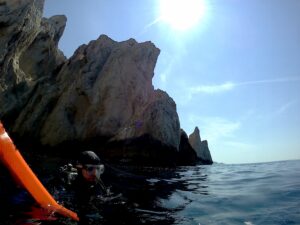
1, 159, 299, 225
161, 160, 300, 225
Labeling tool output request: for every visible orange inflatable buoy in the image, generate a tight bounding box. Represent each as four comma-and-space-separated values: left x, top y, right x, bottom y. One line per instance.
0, 122, 79, 221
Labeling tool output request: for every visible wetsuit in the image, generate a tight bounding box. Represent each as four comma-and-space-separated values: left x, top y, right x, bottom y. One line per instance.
52, 165, 122, 224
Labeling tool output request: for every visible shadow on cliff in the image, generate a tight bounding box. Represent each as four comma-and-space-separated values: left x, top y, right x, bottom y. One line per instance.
9, 129, 205, 169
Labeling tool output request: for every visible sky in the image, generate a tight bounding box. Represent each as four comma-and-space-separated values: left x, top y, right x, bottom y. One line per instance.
44, 0, 300, 164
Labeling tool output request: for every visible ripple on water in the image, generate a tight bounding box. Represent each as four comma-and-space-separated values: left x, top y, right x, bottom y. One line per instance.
1, 160, 299, 225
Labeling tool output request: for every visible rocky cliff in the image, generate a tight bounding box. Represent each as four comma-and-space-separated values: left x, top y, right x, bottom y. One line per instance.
189, 127, 213, 164
0, 0, 212, 166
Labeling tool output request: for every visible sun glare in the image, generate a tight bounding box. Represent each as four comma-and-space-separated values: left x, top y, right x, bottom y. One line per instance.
159, 0, 207, 31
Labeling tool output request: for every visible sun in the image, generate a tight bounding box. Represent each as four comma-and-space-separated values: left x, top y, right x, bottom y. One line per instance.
159, 0, 207, 31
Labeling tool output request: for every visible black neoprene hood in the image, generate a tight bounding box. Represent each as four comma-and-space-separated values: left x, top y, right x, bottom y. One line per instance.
79, 151, 101, 165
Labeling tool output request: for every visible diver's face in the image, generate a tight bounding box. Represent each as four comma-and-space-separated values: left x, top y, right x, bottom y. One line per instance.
81, 164, 104, 183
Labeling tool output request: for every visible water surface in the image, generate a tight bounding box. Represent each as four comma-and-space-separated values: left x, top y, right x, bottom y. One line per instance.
1, 159, 299, 225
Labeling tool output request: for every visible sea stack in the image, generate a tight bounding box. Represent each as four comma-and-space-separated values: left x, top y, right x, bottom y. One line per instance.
189, 127, 213, 164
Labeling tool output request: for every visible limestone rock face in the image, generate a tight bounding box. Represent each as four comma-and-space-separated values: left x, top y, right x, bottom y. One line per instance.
0, 0, 67, 131
39, 35, 162, 146
19, 15, 67, 80
0, 0, 212, 165
11, 15, 67, 137
189, 127, 213, 164
112, 89, 181, 150
0, 0, 44, 91
0, 0, 44, 126
178, 129, 198, 165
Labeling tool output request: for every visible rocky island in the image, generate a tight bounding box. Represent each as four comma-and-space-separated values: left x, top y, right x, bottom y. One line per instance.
0, 0, 212, 166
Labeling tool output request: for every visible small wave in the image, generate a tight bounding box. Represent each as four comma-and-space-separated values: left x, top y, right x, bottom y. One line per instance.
244, 222, 255, 225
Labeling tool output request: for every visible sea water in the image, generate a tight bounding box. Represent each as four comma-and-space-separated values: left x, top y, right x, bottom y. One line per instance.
1, 159, 299, 225
156, 160, 300, 225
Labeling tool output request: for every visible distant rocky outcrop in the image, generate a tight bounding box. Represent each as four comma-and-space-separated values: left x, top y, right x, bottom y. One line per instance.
178, 129, 198, 165
189, 127, 213, 164
0, 0, 212, 166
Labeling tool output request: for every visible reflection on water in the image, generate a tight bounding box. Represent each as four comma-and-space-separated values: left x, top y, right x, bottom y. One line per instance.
1, 160, 300, 225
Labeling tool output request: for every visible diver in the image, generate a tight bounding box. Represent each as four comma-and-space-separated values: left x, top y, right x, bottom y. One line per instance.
57, 151, 123, 224
59, 150, 122, 200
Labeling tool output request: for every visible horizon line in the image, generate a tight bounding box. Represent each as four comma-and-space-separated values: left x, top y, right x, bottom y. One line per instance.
213, 158, 300, 165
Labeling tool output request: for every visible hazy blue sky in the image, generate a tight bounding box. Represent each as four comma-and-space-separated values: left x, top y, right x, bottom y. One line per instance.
44, 0, 300, 164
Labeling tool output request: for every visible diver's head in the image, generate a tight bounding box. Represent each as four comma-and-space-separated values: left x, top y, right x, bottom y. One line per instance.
77, 151, 104, 183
